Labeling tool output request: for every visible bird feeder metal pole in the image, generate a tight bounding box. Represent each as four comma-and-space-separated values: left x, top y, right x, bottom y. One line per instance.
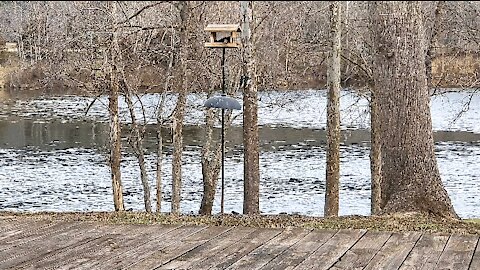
221, 47, 226, 214
222, 47, 226, 95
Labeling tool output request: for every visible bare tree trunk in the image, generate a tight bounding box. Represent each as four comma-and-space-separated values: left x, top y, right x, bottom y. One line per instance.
325, 1, 342, 218
156, 109, 164, 213
199, 108, 222, 215
343, 1, 351, 77
108, 1, 124, 212
171, 1, 189, 214
370, 86, 382, 215
124, 91, 152, 213
370, 1, 458, 219
425, 1, 445, 88
240, 1, 260, 215
199, 95, 235, 215
156, 53, 173, 213
156, 31, 176, 213
172, 95, 187, 214
111, 4, 152, 213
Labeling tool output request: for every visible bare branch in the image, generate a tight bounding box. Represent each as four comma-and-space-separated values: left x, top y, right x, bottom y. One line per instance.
119, 1, 171, 25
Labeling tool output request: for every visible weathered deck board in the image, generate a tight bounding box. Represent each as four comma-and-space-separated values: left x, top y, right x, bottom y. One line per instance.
0, 218, 41, 234
1, 218, 480, 270
16, 223, 138, 270
293, 229, 367, 270
260, 230, 337, 270
0, 219, 55, 243
158, 226, 256, 270
470, 240, 480, 270
63, 224, 181, 270
189, 227, 282, 270
0, 221, 101, 268
130, 226, 231, 270
329, 230, 392, 270
399, 233, 450, 270
105, 225, 208, 269
364, 231, 422, 270
226, 228, 311, 269
435, 234, 479, 270
0, 221, 79, 252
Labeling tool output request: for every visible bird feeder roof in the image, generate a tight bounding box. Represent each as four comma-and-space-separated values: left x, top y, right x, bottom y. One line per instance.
204, 24, 241, 33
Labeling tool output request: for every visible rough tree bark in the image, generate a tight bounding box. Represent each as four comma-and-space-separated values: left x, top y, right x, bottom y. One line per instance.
156, 49, 173, 213
156, 106, 164, 213
240, 1, 260, 215
200, 101, 235, 215
108, 1, 124, 212
369, 1, 458, 219
370, 86, 382, 215
324, 1, 342, 218
199, 108, 222, 215
171, 1, 189, 214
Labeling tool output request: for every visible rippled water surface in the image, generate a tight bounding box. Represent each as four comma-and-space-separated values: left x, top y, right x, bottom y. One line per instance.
0, 90, 479, 218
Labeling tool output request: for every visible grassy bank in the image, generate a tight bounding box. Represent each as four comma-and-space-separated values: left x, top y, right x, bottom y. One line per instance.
0, 51, 478, 93
1, 211, 480, 235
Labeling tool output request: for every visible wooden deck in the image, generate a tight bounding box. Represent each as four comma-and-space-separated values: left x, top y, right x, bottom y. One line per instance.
0, 218, 479, 270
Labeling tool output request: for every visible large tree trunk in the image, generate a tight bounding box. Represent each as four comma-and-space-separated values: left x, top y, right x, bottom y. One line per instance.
324, 1, 342, 218
171, 1, 189, 214
240, 1, 260, 215
369, 1, 458, 219
108, 1, 124, 212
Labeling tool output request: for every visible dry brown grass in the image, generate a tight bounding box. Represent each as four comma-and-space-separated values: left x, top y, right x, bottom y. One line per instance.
432, 52, 480, 88
1, 50, 478, 93
1, 211, 479, 235
0, 51, 20, 89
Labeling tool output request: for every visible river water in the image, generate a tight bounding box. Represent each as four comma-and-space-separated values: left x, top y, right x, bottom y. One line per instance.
0, 89, 479, 218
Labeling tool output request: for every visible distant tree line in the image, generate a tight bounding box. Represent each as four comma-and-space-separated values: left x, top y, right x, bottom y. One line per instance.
0, 1, 478, 92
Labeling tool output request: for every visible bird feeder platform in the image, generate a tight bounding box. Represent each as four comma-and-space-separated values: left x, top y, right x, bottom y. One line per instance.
204, 24, 241, 48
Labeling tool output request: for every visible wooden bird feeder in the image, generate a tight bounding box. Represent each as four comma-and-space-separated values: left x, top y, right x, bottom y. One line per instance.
204, 24, 241, 48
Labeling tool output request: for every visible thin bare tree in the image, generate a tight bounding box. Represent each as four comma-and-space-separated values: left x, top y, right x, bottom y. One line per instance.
240, 1, 260, 215
156, 34, 175, 213
324, 1, 342, 217
109, 1, 125, 211
171, 1, 190, 214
